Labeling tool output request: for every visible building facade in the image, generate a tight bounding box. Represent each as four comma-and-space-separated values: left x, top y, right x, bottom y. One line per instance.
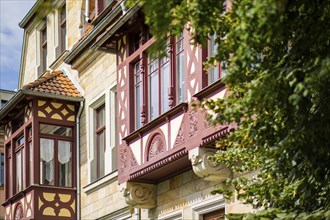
0, 89, 15, 220
0, 0, 252, 219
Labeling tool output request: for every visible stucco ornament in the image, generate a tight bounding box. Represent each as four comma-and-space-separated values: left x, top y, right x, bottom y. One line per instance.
189, 147, 232, 182
122, 182, 156, 209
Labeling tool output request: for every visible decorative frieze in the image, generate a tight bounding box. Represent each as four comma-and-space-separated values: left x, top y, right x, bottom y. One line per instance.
189, 147, 231, 182
122, 182, 156, 209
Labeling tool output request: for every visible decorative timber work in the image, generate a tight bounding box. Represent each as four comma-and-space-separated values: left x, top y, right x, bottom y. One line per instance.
4, 121, 11, 139
24, 101, 32, 122
174, 126, 185, 147
14, 203, 23, 220
188, 110, 198, 137
189, 148, 232, 182
38, 192, 75, 218
37, 100, 76, 122
147, 133, 165, 161
122, 182, 156, 209
117, 35, 127, 64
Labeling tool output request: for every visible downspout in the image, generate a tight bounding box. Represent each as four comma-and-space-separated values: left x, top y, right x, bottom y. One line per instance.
76, 100, 84, 220
134, 208, 140, 220
85, 0, 91, 22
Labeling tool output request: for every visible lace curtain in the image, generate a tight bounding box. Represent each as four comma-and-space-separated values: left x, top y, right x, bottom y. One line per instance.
40, 138, 54, 184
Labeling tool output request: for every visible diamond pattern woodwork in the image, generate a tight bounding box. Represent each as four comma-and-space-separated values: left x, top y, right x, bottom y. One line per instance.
37, 100, 75, 122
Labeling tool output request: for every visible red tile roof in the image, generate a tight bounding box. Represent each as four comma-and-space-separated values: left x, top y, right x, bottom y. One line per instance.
22, 70, 82, 97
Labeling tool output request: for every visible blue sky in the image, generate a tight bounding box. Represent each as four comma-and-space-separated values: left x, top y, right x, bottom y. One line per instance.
0, 0, 35, 91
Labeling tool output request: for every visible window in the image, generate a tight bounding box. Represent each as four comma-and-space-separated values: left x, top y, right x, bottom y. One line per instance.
60, 4, 66, 53
148, 47, 170, 120
28, 127, 33, 186
88, 0, 113, 21
176, 33, 185, 103
90, 104, 106, 182
41, 26, 47, 74
0, 100, 7, 108
39, 124, 73, 187
96, 105, 105, 179
88, 89, 117, 185
5, 144, 12, 199
0, 153, 4, 186
203, 209, 225, 220
208, 34, 226, 85
15, 136, 24, 193
129, 32, 184, 131
134, 61, 143, 129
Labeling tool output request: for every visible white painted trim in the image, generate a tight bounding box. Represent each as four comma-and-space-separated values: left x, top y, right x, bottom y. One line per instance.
192, 195, 225, 219
62, 67, 85, 96
87, 93, 105, 183
158, 210, 183, 220
99, 207, 132, 220
83, 170, 118, 194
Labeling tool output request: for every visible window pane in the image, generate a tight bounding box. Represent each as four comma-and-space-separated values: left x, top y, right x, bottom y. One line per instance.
97, 132, 105, 178
97, 106, 105, 128
209, 34, 219, 84
0, 154, 4, 186
40, 124, 72, 136
17, 136, 25, 146
58, 141, 72, 187
136, 83, 142, 128
40, 138, 54, 185
135, 62, 142, 129
29, 142, 33, 185
176, 50, 184, 103
16, 151, 22, 192
149, 70, 159, 120
161, 62, 170, 113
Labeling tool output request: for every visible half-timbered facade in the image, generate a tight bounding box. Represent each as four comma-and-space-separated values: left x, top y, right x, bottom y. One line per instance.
89, 2, 252, 219
1, 0, 253, 219
0, 71, 83, 219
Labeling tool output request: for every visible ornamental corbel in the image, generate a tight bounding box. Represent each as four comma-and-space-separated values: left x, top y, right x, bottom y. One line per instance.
188, 147, 231, 182
121, 182, 156, 209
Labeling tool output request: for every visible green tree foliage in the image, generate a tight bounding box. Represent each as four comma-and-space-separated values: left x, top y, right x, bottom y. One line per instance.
127, 0, 330, 218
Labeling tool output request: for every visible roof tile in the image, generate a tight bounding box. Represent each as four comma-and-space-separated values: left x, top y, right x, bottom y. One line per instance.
22, 70, 82, 98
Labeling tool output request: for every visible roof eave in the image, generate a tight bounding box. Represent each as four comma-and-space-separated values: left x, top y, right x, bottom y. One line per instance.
19, 1, 41, 29
0, 90, 84, 122
64, 3, 123, 64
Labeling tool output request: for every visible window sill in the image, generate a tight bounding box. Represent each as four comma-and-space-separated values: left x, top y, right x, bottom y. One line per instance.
123, 102, 188, 143
83, 170, 118, 194
193, 80, 225, 100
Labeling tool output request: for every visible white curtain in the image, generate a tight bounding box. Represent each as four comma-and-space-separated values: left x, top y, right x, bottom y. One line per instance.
40, 138, 54, 184
58, 141, 71, 164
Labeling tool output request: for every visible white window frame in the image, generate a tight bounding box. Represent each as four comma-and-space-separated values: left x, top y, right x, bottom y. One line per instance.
87, 85, 117, 184
36, 21, 47, 77
191, 196, 225, 220
158, 210, 183, 220
54, 0, 67, 57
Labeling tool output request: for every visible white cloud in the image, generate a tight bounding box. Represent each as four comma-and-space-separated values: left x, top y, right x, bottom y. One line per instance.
0, 0, 35, 90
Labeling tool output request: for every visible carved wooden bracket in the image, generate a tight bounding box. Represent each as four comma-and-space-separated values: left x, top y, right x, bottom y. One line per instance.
122, 182, 156, 209
188, 148, 232, 182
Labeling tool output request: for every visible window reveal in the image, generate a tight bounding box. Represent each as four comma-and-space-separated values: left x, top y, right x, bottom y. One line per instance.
176, 33, 185, 103
41, 26, 47, 73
